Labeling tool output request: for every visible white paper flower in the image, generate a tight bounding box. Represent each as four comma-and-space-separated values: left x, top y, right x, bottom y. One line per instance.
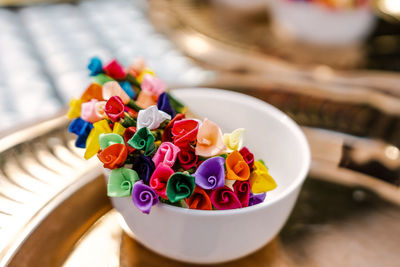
223, 128, 246, 152
137, 105, 171, 130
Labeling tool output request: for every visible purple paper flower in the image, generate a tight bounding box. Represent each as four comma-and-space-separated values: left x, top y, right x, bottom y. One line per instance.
132, 154, 155, 184
157, 92, 175, 118
194, 156, 225, 190
248, 193, 266, 206
132, 180, 159, 214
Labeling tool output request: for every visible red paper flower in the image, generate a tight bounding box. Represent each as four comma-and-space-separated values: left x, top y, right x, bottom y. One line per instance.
123, 126, 136, 154
97, 143, 128, 169
185, 187, 212, 210
149, 163, 174, 199
105, 96, 125, 122
103, 59, 126, 79
162, 113, 185, 142
210, 186, 242, 210
233, 180, 250, 207
177, 146, 198, 170
239, 147, 255, 169
171, 119, 199, 146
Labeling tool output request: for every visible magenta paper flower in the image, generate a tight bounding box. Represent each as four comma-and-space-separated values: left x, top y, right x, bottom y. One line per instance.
194, 156, 225, 190
152, 142, 180, 168
233, 180, 250, 207
210, 186, 242, 210
149, 163, 174, 199
132, 180, 159, 214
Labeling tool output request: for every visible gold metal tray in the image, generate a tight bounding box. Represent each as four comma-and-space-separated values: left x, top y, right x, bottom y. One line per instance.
0, 113, 399, 267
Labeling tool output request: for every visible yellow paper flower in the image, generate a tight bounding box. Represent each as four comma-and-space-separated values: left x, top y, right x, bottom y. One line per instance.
250, 161, 277, 193
67, 98, 82, 119
137, 68, 155, 83
223, 128, 245, 152
113, 122, 126, 136
84, 120, 112, 159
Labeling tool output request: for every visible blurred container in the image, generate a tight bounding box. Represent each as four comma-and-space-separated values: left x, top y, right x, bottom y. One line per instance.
270, 0, 376, 45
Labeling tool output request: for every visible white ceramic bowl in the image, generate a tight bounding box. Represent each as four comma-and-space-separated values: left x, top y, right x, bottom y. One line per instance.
270, 0, 376, 45
109, 88, 310, 264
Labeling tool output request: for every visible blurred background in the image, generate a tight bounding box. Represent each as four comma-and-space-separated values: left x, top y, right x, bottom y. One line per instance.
1, 0, 400, 266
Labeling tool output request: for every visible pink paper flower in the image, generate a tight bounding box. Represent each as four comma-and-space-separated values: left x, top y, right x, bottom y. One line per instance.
149, 163, 174, 199
195, 119, 225, 157
127, 57, 146, 77
141, 74, 165, 96
102, 81, 130, 104
152, 142, 180, 168
81, 100, 106, 123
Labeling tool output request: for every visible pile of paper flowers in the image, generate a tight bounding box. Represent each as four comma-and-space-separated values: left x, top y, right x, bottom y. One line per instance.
67, 57, 277, 214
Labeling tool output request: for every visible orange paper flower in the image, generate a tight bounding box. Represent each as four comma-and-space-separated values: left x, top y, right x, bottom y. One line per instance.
226, 150, 250, 181
136, 91, 157, 109
80, 83, 104, 102
97, 143, 128, 169
185, 187, 212, 210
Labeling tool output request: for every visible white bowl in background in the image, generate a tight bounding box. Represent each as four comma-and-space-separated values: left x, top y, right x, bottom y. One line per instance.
270, 0, 376, 45
108, 88, 310, 264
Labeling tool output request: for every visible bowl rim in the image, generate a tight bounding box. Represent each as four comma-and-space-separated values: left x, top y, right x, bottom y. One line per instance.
140, 87, 311, 216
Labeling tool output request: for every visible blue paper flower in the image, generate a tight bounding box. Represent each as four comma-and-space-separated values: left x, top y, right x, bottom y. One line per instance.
88, 57, 103, 76
68, 118, 93, 148
132, 154, 155, 184
119, 81, 136, 99
157, 92, 175, 117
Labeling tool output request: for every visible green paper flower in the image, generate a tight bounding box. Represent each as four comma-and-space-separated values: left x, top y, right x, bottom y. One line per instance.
127, 127, 155, 156
93, 73, 114, 85
166, 172, 195, 203
99, 133, 124, 150
107, 168, 140, 197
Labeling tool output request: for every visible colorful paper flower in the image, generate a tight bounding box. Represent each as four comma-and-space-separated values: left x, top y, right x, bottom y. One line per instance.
80, 83, 104, 102
171, 119, 199, 145
233, 180, 250, 207
81, 100, 106, 123
185, 187, 212, 210
152, 142, 180, 168
194, 156, 225, 190
93, 73, 114, 86
88, 57, 103, 76
132, 180, 159, 214
141, 74, 165, 96
119, 81, 135, 99
226, 150, 250, 181
102, 81, 130, 104
127, 127, 156, 156
132, 154, 155, 184
67, 98, 82, 119
248, 193, 266, 206
137, 68, 155, 83
210, 186, 242, 210
166, 172, 195, 203
239, 147, 255, 169
137, 105, 171, 130
105, 96, 125, 122
136, 91, 157, 109
112, 122, 126, 136
249, 161, 277, 194
162, 113, 185, 142
68, 118, 93, 148
223, 128, 245, 152
97, 143, 128, 169
103, 59, 126, 80
195, 119, 225, 157
99, 133, 125, 150
84, 120, 112, 159
107, 168, 139, 197
177, 146, 198, 170
149, 163, 174, 199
